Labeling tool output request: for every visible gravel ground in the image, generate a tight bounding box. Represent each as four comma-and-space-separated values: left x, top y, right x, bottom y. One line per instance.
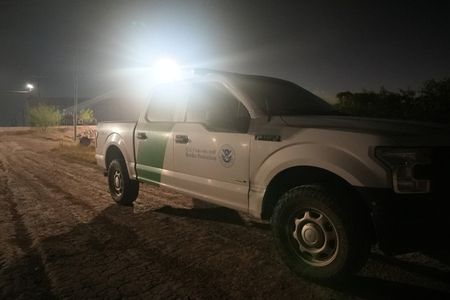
0, 131, 449, 299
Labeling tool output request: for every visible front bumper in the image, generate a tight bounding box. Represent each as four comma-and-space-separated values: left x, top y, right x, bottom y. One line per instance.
356, 187, 450, 255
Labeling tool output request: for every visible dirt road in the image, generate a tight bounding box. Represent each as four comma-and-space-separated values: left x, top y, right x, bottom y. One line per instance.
1, 132, 449, 299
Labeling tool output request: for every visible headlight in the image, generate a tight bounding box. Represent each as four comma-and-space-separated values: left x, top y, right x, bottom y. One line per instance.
375, 147, 432, 193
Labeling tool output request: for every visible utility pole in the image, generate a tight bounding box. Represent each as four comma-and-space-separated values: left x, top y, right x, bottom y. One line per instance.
37, 77, 41, 99
73, 48, 79, 141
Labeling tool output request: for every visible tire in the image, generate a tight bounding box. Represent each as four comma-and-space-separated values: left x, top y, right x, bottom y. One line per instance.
271, 185, 370, 281
107, 159, 139, 205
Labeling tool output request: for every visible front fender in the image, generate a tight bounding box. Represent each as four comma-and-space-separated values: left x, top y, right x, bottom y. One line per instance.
248, 143, 388, 218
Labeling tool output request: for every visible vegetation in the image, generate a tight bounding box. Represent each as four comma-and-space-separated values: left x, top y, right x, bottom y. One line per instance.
335, 78, 450, 123
53, 142, 96, 164
78, 108, 96, 124
28, 103, 61, 131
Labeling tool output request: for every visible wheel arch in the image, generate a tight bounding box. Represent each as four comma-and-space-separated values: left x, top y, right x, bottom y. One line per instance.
105, 145, 125, 167
103, 132, 137, 180
260, 166, 376, 244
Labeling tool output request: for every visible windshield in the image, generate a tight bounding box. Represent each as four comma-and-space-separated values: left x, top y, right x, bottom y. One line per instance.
233, 77, 338, 116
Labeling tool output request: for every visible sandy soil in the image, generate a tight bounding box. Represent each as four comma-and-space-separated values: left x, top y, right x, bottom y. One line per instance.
0, 130, 449, 299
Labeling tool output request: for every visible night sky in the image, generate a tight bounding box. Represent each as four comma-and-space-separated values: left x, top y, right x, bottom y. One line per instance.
1, 0, 449, 125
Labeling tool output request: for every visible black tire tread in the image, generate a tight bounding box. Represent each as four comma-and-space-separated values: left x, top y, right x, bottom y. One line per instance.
271, 185, 370, 280
108, 159, 139, 205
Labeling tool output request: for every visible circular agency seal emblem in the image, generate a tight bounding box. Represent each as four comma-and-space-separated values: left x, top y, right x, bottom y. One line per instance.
218, 144, 235, 168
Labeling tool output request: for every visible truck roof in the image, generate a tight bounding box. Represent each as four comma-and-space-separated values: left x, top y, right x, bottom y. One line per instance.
193, 68, 295, 86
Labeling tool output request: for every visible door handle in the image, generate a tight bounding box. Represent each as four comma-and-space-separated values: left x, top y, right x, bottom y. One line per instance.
175, 135, 189, 144
136, 132, 147, 140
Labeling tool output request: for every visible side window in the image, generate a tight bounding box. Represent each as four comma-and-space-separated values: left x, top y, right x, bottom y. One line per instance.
146, 84, 187, 122
186, 83, 250, 133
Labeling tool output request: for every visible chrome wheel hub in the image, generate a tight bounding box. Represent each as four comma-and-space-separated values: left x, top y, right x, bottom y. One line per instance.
292, 209, 339, 267
300, 223, 324, 247
113, 170, 123, 195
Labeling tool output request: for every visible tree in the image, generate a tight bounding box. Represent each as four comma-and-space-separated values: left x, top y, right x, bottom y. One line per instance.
28, 104, 61, 131
335, 78, 450, 123
78, 108, 95, 124
418, 79, 450, 123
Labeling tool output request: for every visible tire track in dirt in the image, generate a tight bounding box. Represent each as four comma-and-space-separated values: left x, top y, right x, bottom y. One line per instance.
21, 152, 107, 194
0, 153, 55, 300
0, 159, 14, 270
2, 142, 234, 299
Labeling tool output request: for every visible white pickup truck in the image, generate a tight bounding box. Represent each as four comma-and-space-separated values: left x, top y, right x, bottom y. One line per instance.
96, 70, 450, 280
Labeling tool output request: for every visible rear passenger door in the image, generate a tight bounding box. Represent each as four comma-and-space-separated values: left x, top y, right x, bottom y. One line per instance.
135, 83, 188, 186
172, 82, 251, 211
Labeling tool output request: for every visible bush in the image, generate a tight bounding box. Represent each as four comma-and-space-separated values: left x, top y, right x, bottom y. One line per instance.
79, 108, 96, 125
28, 104, 61, 131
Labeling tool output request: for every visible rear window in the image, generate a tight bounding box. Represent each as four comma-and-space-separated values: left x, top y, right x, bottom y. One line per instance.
233, 77, 337, 116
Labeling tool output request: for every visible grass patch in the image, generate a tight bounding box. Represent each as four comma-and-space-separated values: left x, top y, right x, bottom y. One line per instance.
0, 129, 36, 136
53, 141, 96, 165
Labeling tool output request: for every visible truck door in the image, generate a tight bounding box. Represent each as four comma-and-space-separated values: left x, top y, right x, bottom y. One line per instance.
135, 84, 188, 186
172, 82, 251, 211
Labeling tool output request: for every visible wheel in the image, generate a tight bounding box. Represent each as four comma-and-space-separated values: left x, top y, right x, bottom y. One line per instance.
271, 185, 370, 280
107, 159, 139, 205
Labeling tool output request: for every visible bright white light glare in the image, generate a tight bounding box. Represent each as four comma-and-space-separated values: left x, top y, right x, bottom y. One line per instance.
153, 58, 181, 82
26, 83, 34, 90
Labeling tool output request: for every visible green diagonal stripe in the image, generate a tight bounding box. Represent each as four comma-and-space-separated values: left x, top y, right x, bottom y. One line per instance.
136, 122, 174, 184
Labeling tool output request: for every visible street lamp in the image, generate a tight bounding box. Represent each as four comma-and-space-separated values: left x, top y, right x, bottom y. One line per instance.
26, 83, 34, 92
23, 83, 35, 126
